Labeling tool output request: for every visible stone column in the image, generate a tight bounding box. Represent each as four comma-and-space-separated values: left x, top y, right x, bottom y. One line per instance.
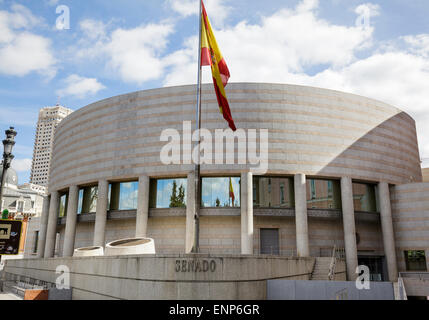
37, 195, 50, 258
44, 191, 59, 258
185, 171, 196, 253
341, 177, 358, 281
294, 174, 310, 257
93, 180, 109, 247
63, 185, 79, 257
136, 176, 150, 238
241, 172, 254, 255
378, 182, 398, 282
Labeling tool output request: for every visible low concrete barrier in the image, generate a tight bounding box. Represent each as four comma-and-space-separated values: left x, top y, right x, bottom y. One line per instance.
2, 254, 315, 300
267, 280, 395, 300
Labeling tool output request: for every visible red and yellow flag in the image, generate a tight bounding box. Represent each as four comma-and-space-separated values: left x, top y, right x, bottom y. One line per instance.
229, 178, 235, 206
201, 0, 236, 131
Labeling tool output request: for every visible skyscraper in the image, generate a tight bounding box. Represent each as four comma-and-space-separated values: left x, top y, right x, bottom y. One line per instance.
30, 105, 73, 187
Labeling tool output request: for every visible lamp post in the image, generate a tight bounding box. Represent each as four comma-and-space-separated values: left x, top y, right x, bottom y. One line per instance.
0, 127, 17, 216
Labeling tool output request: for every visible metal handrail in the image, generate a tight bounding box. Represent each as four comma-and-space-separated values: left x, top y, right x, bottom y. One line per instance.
397, 276, 408, 300
399, 272, 429, 280
328, 245, 337, 280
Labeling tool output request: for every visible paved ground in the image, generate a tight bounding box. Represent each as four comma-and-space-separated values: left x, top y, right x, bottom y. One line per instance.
0, 292, 22, 300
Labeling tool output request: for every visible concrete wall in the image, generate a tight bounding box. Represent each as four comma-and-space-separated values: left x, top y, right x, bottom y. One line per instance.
24, 217, 42, 258
391, 183, 429, 272
3, 255, 316, 300
267, 280, 394, 300
56, 217, 188, 256
54, 212, 386, 258
49, 83, 421, 193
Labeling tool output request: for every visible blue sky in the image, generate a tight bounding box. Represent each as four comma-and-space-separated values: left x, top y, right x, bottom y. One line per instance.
1, 0, 429, 184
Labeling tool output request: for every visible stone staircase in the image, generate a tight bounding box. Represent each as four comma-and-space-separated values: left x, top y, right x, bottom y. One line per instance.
311, 257, 333, 280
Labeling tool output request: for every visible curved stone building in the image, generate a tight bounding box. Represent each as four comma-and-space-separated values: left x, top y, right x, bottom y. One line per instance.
34, 83, 429, 284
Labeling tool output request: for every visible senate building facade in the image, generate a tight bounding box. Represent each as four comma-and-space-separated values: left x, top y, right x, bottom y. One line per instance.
17, 82, 429, 295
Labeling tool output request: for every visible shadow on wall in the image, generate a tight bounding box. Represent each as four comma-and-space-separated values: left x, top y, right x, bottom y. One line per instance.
311, 112, 422, 184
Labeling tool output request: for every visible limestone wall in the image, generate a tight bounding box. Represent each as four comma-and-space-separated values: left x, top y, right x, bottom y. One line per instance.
3, 255, 316, 300
54, 213, 385, 257
391, 183, 429, 272
49, 83, 422, 193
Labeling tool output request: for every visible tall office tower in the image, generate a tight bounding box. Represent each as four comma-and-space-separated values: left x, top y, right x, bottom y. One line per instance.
30, 105, 73, 187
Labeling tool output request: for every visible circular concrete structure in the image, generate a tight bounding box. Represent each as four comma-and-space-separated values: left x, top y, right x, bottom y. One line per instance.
49, 83, 421, 191
73, 246, 104, 257
38, 83, 427, 283
105, 238, 156, 256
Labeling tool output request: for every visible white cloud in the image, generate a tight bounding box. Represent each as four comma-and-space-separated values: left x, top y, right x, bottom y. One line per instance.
402, 34, 429, 58
80, 19, 108, 41
67, 0, 429, 166
57, 74, 105, 98
163, 0, 374, 86
161, 0, 429, 166
0, 4, 56, 77
167, 0, 232, 27
12, 158, 32, 173
73, 19, 174, 85
106, 23, 174, 84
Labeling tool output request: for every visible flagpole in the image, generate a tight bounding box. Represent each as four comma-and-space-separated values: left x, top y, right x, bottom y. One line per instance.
192, 0, 203, 253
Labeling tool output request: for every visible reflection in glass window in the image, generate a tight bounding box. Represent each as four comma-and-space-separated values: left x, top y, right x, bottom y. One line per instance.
352, 183, 377, 212
77, 189, 83, 214
118, 182, 138, 210
77, 186, 98, 214
201, 177, 240, 208
58, 194, 68, 217
253, 177, 293, 208
150, 179, 187, 209
306, 179, 341, 209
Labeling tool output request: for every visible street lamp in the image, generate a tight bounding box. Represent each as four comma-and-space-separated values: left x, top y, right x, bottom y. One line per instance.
0, 127, 17, 217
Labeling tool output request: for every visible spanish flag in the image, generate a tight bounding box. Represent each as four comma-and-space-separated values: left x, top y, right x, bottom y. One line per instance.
201, 1, 236, 131
229, 178, 235, 206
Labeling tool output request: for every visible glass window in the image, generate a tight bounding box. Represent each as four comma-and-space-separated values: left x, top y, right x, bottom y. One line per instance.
253, 177, 293, 208
201, 177, 240, 208
306, 179, 341, 209
405, 250, 427, 271
17, 201, 24, 212
58, 194, 68, 217
33, 231, 39, 254
118, 182, 138, 210
77, 187, 97, 214
77, 189, 84, 214
150, 179, 187, 209
352, 183, 377, 212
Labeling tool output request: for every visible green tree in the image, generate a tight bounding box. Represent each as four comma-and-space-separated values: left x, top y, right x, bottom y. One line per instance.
170, 181, 186, 208
216, 198, 221, 207
170, 181, 178, 208
178, 185, 186, 208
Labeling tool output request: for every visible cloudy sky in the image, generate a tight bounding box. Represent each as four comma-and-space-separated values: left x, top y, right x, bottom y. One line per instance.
1, 0, 429, 184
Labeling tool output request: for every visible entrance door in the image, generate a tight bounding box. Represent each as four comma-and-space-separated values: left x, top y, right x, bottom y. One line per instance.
358, 256, 385, 281
260, 228, 280, 255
